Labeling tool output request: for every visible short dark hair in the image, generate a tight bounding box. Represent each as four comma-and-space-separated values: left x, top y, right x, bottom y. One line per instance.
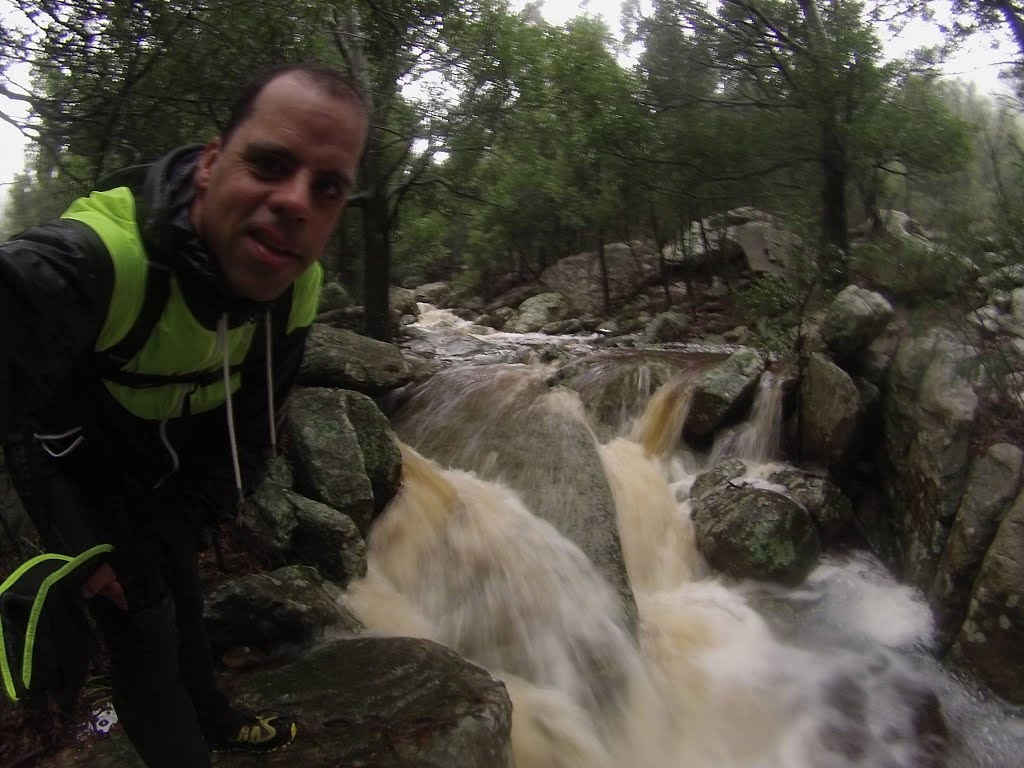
221, 63, 367, 144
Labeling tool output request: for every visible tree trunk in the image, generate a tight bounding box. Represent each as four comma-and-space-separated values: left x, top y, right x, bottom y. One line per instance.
597, 231, 611, 316
997, 0, 1024, 57
859, 168, 882, 236
821, 116, 849, 255
362, 137, 392, 341
649, 203, 672, 310
333, 7, 391, 340
697, 214, 733, 290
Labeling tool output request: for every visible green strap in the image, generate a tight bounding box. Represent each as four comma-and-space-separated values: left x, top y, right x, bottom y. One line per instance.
0, 543, 114, 701
61, 187, 146, 353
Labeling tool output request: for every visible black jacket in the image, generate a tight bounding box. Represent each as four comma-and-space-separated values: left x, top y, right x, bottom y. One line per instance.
0, 147, 314, 546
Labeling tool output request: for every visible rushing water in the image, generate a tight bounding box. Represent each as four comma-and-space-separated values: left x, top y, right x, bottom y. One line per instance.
343, 307, 1024, 768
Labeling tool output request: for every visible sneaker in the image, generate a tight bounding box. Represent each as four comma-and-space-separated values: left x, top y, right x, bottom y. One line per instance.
211, 709, 298, 753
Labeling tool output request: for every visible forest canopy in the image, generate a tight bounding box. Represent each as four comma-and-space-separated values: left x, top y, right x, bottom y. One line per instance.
1, 0, 1022, 337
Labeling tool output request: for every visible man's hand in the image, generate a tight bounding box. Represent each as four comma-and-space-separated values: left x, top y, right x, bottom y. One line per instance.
81, 563, 128, 610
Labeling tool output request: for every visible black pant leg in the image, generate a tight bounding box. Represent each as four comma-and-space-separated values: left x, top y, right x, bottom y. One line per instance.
92, 520, 220, 765
92, 595, 213, 768
7, 436, 236, 764
147, 511, 234, 737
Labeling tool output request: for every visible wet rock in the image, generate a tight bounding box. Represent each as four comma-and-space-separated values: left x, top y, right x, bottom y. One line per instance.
540, 241, 659, 315
318, 279, 351, 313
414, 281, 452, 306
390, 285, 419, 317
266, 453, 295, 490
990, 289, 1014, 312
978, 264, 1024, 292
644, 312, 691, 343
243, 483, 367, 586
852, 318, 904, 385
204, 565, 361, 662
767, 467, 854, 543
706, 277, 730, 298
723, 325, 754, 344
285, 388, 382, 535
1005, 287, 1024, 336
948, 491, 1024, 704
341, 390, 403, 515
820, 285, 893, 362
930, 444, 1023, 651
883, 328, 977, 591
61, 638, 512, 768
685, 348, 765, 438
507, 292, 571, 333
477, 306, 515, 330
316, 305, 366, 333
595, 319, 621, 336
800, 353, 863, 472
689, 458, 748, 500
561, 354, 684, 437
541, 318, 585, 335
486, 283, 545, 312
402, 329, 495, 364
854, 376, 881, 412
392, 365, 639, 636
966, 305, 1002, 336
692, 484, 821, 583
300, 324, 412, 394
668, 209, 799, 274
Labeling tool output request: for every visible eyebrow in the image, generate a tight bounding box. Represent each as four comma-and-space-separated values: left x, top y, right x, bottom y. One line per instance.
243, 141, 294, 160
243, 141, 355, 189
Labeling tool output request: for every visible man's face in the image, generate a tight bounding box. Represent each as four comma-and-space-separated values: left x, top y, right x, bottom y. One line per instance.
192, 73, 367, 302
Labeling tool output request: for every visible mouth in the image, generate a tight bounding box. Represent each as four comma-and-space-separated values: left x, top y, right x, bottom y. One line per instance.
247, 228, 299, 267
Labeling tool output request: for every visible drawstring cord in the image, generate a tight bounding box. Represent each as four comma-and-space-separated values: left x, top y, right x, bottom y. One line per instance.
219, 311, 278, 525
264, 309, 277, 456
218, 314, 244, 521
32, 426, 85, 458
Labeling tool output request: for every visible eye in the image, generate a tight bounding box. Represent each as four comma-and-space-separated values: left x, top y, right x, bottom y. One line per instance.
313, 174, 346, 202
245, 149, 292, 180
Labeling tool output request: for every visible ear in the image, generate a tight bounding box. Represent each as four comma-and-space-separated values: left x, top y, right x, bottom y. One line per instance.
194, 137, 222, 191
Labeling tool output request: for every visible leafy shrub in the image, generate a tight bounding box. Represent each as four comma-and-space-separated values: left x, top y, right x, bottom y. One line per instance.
849, 236, 974, 303
392, 211, 456, 285
737, 273, 799, 320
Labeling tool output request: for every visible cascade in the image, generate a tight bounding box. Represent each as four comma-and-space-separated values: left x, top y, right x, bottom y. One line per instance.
344, 307, 1024, 768
710, 371, 786, 465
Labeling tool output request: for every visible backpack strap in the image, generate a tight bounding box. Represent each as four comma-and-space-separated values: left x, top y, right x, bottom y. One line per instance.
94, 249, 172, 376
97, 274, 293, 390
270, 284, 296, 342
92, 234, 300, 387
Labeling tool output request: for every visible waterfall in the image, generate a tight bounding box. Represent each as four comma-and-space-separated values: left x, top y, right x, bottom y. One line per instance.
691, 370, 787, 467
343, 309, 1024, 768
629, 369, 700, 459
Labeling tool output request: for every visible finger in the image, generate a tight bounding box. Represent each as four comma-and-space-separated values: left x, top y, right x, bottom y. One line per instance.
100, 581, 129, 611
81, 563, 116, 599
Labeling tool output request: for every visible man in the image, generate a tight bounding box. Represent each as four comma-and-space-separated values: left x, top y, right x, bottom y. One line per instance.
0, 63, 369, 766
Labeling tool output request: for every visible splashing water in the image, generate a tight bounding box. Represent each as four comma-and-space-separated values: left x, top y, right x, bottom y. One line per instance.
350, 444, 641, 714
629, 370, 701, 459
348, 322, 1023, 767
349, 438, 994, 767
711, 371, 786, 465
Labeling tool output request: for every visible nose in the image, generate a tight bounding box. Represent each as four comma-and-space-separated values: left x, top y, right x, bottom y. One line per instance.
268, 172, 310, 221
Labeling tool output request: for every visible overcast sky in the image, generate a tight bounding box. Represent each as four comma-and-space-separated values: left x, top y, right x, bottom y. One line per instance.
0, 0, 1017, 190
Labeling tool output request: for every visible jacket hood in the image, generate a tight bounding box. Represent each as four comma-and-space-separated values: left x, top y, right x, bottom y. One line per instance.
104, 145, 268, 329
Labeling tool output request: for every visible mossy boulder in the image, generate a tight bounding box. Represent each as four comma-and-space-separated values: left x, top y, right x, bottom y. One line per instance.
692, 485, 821, 583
